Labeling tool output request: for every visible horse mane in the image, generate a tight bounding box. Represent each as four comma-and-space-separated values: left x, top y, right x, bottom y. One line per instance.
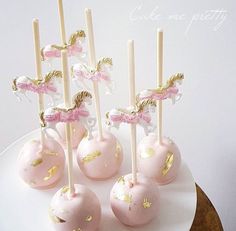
137, 99, 156, 112
68, 30, 86, 46
43, 70, 63, 84
54, 91, 92, 113
159, 73, 184, 92
96, 57, 113, 71
12, 78, 18, 91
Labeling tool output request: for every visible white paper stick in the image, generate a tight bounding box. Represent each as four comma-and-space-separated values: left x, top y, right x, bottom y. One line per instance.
61, 50, 75, 195
157, 29, 163, 145
85, 8, 103, 140
128, 40, 137, 185
58, 0, 67, 44
32, 19, 45, 145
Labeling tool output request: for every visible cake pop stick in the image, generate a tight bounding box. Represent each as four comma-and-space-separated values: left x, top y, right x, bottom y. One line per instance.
85, 8, 103, 140
33, 19, 45, 145
58, 0, 67, 45
61, 50, 75, 195
157, 29, 163, 145
128, 40, 137, 185
110, 41, 160, 227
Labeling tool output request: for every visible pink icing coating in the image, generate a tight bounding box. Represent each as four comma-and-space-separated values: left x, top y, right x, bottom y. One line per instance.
110, 173, 160, 226
48, 121, 86, 149
139, 86, 179, 101
50, 184, 101, 231
16, 82, 57, 94
44, 104, 90, 123
77, 130, 123, 180
43, 43, 83, 60
109, 111, 151, 124
137, 135, 181, 185
18, 138, 65, 189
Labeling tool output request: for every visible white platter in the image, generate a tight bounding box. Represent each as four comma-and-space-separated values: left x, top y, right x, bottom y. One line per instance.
0, 129, 196, 231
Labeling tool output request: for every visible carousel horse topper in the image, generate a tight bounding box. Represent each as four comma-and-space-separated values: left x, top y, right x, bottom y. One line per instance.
40, 91, 96, 139
71, 57, 114, 94
12, 70, 63, 104
41, 30, 86, 62
106, 99, 156, 135
136, 73, 184, 104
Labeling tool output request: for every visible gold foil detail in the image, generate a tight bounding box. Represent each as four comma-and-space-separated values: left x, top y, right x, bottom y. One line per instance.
44, 166, 58, 181
85, 215, 93, 222
140, 147, 155, 159
114, 193, 132, 204
49, 208, 66, 223
162, 152, 174, 176
143, 198, 152, 209
61, 186, 70, 194
117, 176, 125, 185
43, 150, 59, 156
115, 143, 121, 159
31, 158, 43, 167
82, 151, 101, 164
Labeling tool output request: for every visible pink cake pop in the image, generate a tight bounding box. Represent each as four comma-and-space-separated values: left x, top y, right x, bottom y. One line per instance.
76, 9, 123, 180
49, 184, 101, 231
137, 135, 181, 184
137, 30, 184, 185
110, 173, 160, 226
16, 20, 65, 189
110, 40, 160, 226
18, 137, 65, 189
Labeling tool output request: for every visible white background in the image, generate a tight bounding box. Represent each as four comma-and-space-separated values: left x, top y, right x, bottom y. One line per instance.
0, 0, 235, 230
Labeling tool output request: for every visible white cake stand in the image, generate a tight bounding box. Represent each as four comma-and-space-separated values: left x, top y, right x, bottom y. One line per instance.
0, 129, 196, 231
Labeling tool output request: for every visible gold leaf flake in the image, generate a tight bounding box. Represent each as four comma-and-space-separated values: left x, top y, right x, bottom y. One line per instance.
114, 193, 132, 204
44, 150, 58, 156
115, 143, 121, 159
44, 166, 58, 181
143, 198, 152, 209
31, 158, 43, 167
117, 176, 125, 185
85, 215, 93, 222
61, 186, 70, 194
48, 208, 66, 223
72, 228, 82, 231
82, 151, 101, 164
162, 152, 174, 176
140, 147, 155, 159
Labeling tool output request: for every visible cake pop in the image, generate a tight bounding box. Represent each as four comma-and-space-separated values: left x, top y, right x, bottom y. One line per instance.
76, 9, 123, 180
109, 40, 160, 226
137, 30, 184, 185
13, 19, 65, 189
49, 40, 101, 230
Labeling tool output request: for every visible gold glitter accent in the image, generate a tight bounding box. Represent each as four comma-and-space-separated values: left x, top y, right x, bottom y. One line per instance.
96, 57, 113, 71
115, 143, 121, 159
162, 152, 174, 176
117, 176, 125, 185
44, 166, 58, 181
114, 193, 132, 204
49, 208, 66, 223
82, 151, 101, 164
61, 186, 70, 194
140, 147, 155, 159
72, 228, 82, 231
143, 198, 152, 208
31, 158, 43, 167
44, 150, 58, 156
85, 215, 93, 222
